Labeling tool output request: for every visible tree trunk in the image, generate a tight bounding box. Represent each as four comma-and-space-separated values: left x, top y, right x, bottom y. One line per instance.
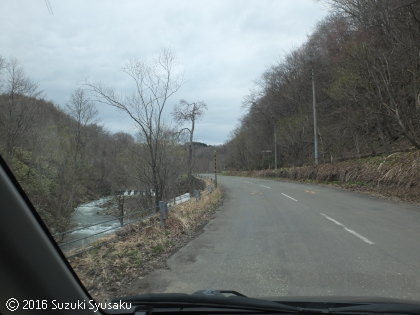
394, 107, 420, 149
187, 118, 195, 194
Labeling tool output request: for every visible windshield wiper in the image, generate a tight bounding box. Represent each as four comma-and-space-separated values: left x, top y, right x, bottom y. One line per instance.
112, 291, 420, 315
113, 291, 300, 313
327, 303, 420, 315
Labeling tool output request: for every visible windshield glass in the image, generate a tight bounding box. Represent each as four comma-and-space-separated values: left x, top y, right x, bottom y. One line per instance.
1, 0, 420, 306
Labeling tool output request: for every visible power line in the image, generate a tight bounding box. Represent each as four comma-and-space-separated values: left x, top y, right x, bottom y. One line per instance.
44, 0, 54, 15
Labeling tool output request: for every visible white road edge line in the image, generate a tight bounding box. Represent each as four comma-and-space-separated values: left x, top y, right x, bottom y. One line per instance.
281, 193, 298, 202
259, 184, 272, 189
320, 213, 375, 245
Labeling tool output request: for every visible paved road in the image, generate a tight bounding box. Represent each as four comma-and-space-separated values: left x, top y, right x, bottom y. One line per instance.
133, 175, 420, 300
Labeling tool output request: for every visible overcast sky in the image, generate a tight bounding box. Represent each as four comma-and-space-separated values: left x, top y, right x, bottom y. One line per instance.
0, 0, 330, 145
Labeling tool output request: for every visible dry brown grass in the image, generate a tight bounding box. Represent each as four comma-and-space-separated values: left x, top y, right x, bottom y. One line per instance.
68, 182, 223, 302
227, 150, 420, 202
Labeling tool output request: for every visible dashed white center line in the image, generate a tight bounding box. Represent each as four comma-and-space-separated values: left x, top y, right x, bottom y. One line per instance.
281, 193, 298, 202
320, 213, 375, 245
320, 213, 344, 226
343, 227, 375, 245
249, 182, 299, 203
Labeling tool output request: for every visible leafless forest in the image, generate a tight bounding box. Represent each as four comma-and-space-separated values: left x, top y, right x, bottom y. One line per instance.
225, 0, 420, 169
0, 51, 207, 234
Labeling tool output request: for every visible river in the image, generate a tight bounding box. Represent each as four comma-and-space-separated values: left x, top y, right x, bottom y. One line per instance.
59, 191, 192, 253
59, 196, 120, 252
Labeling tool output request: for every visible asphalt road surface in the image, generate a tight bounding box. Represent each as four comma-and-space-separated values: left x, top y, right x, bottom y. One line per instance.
134, 175, 420, 300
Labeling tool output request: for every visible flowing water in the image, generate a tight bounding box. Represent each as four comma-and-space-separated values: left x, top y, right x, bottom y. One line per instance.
60, 191, 192, 253
60, 196, 120, 252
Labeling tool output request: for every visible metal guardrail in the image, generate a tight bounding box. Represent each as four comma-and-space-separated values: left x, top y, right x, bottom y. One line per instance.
64, 211, 157, 259
59, 209, 152, 247
60, 202, 178, 258
62, 177, 216, 259
58, 206, 155, 247
62, 202, 172, 258
54, 207, 152, 238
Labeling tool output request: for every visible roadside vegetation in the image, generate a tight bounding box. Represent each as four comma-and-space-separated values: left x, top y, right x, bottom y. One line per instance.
100, 176, 206, 217
225, 150, 420, 203
67, 180, 223, 302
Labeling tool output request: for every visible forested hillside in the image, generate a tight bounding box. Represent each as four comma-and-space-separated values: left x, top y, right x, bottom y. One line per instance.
225, 0, 420, 170
0, 91, 139, 233
0, 56, 190, 234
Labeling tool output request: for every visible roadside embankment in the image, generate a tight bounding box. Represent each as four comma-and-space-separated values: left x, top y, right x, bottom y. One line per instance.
226, 150, 420, 203
67, 180, 223, 302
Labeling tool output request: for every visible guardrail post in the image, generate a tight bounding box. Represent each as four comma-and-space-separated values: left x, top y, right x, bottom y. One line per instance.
194, 189, 201, 200
117, 193, 125, 227
159, 201, 168, 227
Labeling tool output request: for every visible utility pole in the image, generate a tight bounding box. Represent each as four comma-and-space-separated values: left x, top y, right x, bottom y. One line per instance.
214, 150, 217, 188
274, 125, 277, 169
312, 67, 319, 165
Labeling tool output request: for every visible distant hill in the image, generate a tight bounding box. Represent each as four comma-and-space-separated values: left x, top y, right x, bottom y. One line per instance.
192, 141, 208, 147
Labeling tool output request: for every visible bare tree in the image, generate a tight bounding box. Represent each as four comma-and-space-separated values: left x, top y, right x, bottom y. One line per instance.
0, 56, 5, 90
86, 50, 183, 210
47, 88, 99, 234
65, 88, 98, 161
172, 100, 207, 193
0, 59, 40, 162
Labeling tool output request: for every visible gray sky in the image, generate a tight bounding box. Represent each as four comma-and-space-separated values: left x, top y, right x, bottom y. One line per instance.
0, 0, 330, 145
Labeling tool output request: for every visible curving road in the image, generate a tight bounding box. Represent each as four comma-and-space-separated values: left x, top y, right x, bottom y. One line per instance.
133, 175, 420, 300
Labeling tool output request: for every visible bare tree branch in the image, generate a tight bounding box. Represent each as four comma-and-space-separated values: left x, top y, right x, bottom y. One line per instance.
86, 50, 183, 208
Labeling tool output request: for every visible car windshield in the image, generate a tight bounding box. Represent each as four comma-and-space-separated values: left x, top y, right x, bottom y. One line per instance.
1, 0, 420, 308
